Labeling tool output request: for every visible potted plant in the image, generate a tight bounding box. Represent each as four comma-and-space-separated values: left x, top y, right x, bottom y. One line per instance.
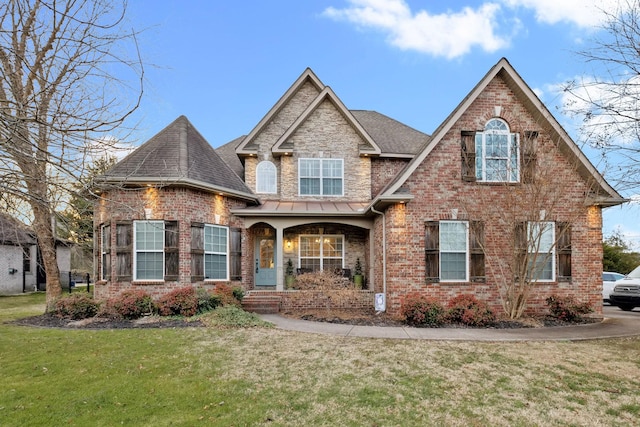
353, 257, 364, 289
285, 258, 295, 288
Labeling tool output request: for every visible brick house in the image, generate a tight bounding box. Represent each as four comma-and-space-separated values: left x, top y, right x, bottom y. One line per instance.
94, 58, 625, 316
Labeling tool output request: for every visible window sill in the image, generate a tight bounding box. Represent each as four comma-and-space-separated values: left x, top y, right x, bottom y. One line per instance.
132, 280, 165, 285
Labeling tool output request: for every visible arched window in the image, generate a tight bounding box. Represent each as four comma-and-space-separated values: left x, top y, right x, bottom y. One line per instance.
475, 118, 519, 182
256, 161, 277, 193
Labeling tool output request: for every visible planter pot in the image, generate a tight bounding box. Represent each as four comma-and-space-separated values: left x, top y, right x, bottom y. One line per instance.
285, 275, 295, 289
353, 275, 363, 289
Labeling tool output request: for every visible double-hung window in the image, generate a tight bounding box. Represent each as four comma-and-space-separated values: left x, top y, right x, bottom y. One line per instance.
134, 221, 164, 280
204, 224, 229, 280
475, 119, 519, 182
256, 161, 277, 194
527, 221, 555, 282
299, 158, 343, 196
439, 221, 469, 282
299, 235, 344, 271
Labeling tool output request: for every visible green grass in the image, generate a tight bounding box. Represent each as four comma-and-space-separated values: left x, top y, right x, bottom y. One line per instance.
2, 293, 640, 426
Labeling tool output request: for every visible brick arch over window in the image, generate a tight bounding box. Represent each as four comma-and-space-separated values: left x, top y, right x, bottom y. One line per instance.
256, 161, 277, 194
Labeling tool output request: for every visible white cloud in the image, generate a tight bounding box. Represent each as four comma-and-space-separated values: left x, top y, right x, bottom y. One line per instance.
502, 0, 626, 28
323, 0, 512, 59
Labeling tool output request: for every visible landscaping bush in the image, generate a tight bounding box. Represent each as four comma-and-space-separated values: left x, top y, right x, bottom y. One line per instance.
51, 293, 99, 320
213, 283, 242, 306
157, 286, 198, 317
546, 295, 593, 322
446, 294, 496, 327
100, 289, 155, 320
232, 286, 245, 302
196, 287, 222, 314
292, 270, 351, 290
400, 292, 445, 327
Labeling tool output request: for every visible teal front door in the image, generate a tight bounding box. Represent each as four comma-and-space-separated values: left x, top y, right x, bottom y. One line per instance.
255, 237, 276, 286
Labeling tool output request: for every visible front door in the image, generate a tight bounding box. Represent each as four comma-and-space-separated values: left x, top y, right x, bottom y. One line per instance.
255, 237, 276, 286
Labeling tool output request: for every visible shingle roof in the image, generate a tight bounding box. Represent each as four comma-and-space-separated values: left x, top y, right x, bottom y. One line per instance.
351, 110, 429, 156
0, 213, 34, 245
103, 116, 256, 200
215, 135, 245, 178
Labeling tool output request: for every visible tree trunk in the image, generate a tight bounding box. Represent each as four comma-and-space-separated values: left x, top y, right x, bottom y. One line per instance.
32, 204, 61, 309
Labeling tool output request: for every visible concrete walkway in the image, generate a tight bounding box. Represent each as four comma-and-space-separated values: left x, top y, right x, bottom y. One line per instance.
259, 312, 640, 342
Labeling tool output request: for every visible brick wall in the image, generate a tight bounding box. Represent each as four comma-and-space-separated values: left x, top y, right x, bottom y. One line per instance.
248, 289, 375, 312
94, 186, 248, 301
376, 75, 604, 317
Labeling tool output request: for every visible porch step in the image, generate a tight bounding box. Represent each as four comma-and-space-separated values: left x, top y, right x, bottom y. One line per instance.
241, 294, 282, 314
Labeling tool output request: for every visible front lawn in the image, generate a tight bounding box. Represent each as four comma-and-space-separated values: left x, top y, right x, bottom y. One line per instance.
1, 293, 639, 426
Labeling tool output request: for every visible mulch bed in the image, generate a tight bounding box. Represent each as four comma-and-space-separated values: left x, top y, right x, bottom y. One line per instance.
10, 313, 204, 329
282, 309, 601, 329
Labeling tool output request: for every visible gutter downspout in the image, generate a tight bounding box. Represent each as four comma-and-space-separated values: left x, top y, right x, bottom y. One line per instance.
370, 205, 386, 312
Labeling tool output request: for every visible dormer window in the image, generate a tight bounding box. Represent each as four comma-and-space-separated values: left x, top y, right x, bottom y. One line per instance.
299, 158, 343, 196
475, 118, 520, 183
256, 161, 277, 194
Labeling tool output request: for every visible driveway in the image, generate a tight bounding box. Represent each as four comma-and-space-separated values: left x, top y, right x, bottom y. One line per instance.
603, 304, 640, 319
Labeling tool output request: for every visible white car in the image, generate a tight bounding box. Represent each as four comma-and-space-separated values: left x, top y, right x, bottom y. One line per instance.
609, 266, 640, 311
603, 271, 625, 303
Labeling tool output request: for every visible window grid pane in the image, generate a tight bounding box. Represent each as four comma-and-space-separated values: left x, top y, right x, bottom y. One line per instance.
440, 221, 468, 282
256, 161, 277, 193
527, 222, 555, 282
299, 235, 343, 271
299, 158, 343, 196
136, 253, 163, 280
135, 221, 164, 280
204, 225, 228, 280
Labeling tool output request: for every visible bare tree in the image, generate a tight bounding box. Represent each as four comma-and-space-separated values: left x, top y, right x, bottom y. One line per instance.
0, 0, 143, 308
563, 0, 640, 193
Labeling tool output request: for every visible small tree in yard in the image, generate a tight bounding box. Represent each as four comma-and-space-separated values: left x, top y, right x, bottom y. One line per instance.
459, 115, 601, 319
0, 0, 143, 308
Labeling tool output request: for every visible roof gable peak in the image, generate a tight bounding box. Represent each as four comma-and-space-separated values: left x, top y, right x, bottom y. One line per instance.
236, 68, 325, 155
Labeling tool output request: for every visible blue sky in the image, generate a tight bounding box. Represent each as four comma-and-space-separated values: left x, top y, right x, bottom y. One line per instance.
122, 0, 639, 248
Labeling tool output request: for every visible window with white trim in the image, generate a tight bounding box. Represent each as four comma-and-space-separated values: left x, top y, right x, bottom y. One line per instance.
299, 234, 344, 271
527, 221, 555, 282
256, 161, 277, 194
101, 224, 110, 280
134, 221, 164, 280
439, 221, 469, 282
204, 224, 229, 280
299, 158, 343, 196
475, 119, 519, 182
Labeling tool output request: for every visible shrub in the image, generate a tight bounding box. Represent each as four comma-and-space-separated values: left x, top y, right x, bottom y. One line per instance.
446, 294, 496, 327
196, 287, 222, 314
400, 292, 445, 327
202, 305, 273, 328
100, 289, 154, 320
157, 286, 198, 317
51, 294, 99, 320
232, 287, 245, 302
546, 295, 593, 322
292, 270, 351, 290
213, 283, 242, 306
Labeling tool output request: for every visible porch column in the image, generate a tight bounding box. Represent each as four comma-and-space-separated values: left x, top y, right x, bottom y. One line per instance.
276, 226, 284, 291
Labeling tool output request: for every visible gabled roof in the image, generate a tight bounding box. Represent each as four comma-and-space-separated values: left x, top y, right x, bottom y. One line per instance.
0, 213, 34, 245
375, 57, 627, 208
271, 86, 381, 156
236, 68, 325, 155
103, 116, 257, 202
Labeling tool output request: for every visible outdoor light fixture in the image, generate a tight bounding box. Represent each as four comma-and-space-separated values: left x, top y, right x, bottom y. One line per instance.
8, 268, 18, 275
